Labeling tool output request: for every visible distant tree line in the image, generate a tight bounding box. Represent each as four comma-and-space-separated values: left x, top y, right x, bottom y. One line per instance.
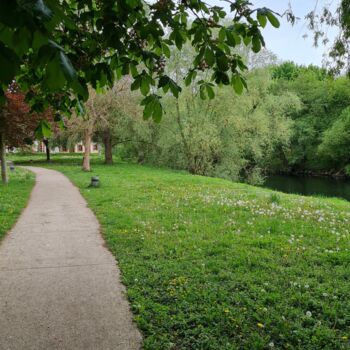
7, 56, 350, 183
270, 61, 350, 177
58, 59, 350, 182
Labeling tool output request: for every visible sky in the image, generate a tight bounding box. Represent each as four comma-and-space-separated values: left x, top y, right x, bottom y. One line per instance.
209, 0, 340, 66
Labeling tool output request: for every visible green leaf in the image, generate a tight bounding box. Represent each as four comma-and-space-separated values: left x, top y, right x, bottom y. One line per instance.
206, 85, 215, 99
141, 94, 163, 122
125, 0, 139, 8
243, 36, 252, 46
140, 77, 150, 96
266, 12, 280, 28
33, 31, 48, 51
205, 47, 215, 66
35, 120, 52, 139
216, 55, 229, 71
143, 101, 153, 120
130, 63, 138, 78
226, 29, 242, 47
44, 54, 66, 90
218, 28, 226, 42
252, 36, 261, 53
71, 79, 89, 101
257, 13, 267, 28
231, 75, 244, 95
159, 76, 181, 98
13, 27, 32, 56
45, 0, 76, 29
169, 80, 181, 98
161, 43, 171, 58
185, 71, 197, 86
59, 51, 76, 81
131, 77, 140, 91
0, 43, 19, 84
174, 31, 184, 50
214, 71, 230, 85
152, 100, 162, 122
200, 85, 206, 100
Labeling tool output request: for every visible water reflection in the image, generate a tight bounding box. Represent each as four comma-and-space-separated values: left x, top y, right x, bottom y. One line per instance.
263, 175, 350, 201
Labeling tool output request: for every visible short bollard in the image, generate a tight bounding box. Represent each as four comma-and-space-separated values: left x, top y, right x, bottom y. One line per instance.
89, 176, 100, 188
9, 163, 15, 172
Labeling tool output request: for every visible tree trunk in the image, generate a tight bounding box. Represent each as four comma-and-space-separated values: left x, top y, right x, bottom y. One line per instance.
0, 131, 8, 184
82, 127, 92, 171
43, 138, 50, 162
175, 100, 193, 172
103, 129, 113, 164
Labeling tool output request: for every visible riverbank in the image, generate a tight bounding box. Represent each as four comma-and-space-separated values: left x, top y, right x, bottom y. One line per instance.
268, 168, 349, 179
263, 174, 350, 202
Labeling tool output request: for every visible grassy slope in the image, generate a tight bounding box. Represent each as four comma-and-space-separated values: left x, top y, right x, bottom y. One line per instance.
0, 168, 35, 240
14, 156, 350, 349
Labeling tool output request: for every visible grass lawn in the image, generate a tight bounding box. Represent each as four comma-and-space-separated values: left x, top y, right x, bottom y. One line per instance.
13, 156, 350, 349
0, 168, 35, 240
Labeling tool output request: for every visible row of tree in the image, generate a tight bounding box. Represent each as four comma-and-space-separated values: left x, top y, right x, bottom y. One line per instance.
3, 56, 350, 184
54, 59, 350, 183
270, 62, 350, 176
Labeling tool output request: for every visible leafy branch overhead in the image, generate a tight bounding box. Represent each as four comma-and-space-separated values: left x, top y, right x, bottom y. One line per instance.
0, 0, 280, 122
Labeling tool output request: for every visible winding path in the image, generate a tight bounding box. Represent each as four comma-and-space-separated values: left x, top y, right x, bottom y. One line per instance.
0, 167, 142, 350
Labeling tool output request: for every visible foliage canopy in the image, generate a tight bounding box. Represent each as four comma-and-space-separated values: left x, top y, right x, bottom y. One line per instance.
0, 0, 280, 126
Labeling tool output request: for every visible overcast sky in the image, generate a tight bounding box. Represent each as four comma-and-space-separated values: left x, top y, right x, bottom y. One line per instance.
209, 0, 339, 66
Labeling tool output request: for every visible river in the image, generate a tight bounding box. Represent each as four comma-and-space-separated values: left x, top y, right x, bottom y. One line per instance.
263, 175, 350, 201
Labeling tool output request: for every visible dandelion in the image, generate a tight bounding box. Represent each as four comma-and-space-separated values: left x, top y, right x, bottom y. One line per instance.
257, 322, 264, 328
269, 342, 275, 348
306, 311, 312, 318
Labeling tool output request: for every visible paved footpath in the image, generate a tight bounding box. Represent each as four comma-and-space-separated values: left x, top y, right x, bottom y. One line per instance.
0, 167, 142, 350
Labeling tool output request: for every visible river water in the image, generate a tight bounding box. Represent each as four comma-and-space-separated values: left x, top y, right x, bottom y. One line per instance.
263, 175, 350, 201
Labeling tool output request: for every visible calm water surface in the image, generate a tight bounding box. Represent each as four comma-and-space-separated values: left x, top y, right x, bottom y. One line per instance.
263, 175, 350, 201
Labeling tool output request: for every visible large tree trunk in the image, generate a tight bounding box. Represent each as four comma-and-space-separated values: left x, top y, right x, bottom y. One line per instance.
103, 128, 113, 164
43, 138, 50, 162
82, 126, 93, 171
0, 131, 8, 184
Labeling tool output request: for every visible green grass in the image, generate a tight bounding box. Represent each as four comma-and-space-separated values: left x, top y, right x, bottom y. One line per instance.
14, 156, 350, 349
8, 151, 102, 165
0, 168, 35, 240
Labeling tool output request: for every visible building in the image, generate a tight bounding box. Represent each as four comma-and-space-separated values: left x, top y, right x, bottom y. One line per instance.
32, 141, 100, 154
